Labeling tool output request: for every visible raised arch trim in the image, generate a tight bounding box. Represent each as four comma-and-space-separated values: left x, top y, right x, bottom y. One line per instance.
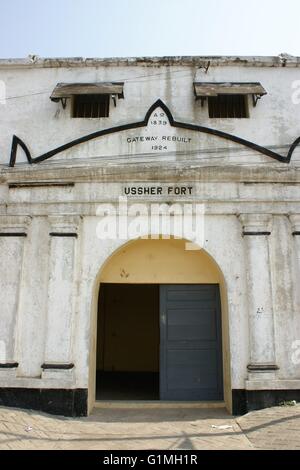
9, 99, 297, 167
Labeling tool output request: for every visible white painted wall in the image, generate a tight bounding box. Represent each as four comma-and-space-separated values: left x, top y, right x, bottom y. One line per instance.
1, 59, 300, 166
0, 58, 299, 406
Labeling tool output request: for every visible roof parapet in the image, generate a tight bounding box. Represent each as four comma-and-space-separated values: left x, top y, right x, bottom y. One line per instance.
0, 54, 300, 69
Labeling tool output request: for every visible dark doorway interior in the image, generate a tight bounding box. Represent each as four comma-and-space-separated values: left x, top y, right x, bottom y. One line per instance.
96, 284, 159, 400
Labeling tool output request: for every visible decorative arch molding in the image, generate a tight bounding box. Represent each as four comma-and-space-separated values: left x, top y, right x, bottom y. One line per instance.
9, 99, 298, 167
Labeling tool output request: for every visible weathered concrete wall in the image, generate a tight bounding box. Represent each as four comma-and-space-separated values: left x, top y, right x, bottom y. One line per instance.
1, 58, 300, 166
0, 175, 299, 393
0, 57, 299, 415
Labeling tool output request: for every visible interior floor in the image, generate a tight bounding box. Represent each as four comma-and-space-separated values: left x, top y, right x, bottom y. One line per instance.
96, 371, 159, 400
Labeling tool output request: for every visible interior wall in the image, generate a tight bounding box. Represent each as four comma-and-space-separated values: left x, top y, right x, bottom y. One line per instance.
100, 239, 222, 284
97, 284, 159, 372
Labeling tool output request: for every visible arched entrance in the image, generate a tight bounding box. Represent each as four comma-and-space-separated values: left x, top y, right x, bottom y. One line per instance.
89, 238, 231, 412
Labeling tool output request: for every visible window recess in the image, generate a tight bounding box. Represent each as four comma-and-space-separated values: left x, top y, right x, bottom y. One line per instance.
73, 94, 110, 118
208, 94, 248, 118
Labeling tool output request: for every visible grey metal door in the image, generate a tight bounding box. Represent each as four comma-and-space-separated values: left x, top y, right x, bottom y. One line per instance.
160, 285, 223, 400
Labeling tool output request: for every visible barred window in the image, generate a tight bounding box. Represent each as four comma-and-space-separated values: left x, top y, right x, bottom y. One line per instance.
208, 94, 248, 118
72, 94, 110, 118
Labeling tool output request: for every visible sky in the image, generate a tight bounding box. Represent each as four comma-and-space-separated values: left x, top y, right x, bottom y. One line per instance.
0, 0, 300, 58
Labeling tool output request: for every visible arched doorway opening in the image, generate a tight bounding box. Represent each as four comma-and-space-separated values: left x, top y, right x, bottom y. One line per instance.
89, 238, 231, 412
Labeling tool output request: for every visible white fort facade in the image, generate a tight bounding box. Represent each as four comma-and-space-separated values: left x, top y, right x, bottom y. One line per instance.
0, 55, 300, 416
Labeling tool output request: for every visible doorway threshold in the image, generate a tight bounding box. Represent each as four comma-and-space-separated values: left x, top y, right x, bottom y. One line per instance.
94, 401, 226, 409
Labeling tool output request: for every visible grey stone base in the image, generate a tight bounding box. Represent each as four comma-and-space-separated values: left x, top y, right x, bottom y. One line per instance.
0, 388, 88, 417
232, 389, 300, 415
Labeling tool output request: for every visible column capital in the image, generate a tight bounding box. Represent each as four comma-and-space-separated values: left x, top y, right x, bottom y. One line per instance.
238, 213, 272, 235
0, 215, 31, 235
48, 215, 81, 235
289, 214, 300, 235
